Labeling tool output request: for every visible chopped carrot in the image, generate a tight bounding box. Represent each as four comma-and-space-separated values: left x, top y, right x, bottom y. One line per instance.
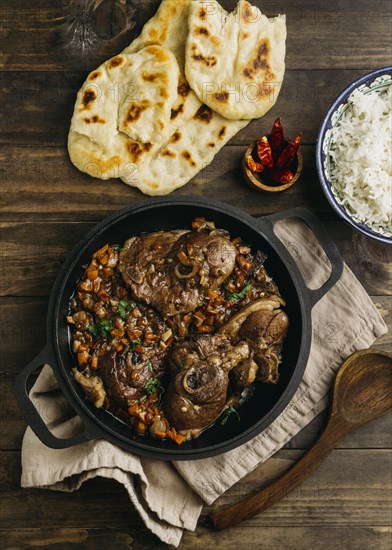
135, 422, 146, 435
77, 351, 89, 366
93, 244, 109, 258
78, 343, 89, 352
86, 267, 99, 280
131, 370, 139, 381
134, 345, 146, 354
111, 328, 125, 338
154, 431, 166, 440
90, 355, 98, 370
78, 279, 93, 292
127, 329, 143, 340
128, 404, 139, 416
174, 433, 186, 445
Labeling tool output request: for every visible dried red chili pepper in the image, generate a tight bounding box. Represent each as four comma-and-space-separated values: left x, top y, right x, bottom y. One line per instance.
277, 132, 302, 169
256, 136, 274, 168
269, 117, 284, 152
269, 168, 294, 184
246, 156, 264, 173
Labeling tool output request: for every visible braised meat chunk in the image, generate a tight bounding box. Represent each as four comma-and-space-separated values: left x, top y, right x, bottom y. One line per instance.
164, 297, 289, 434
164, 335, 250, 433
220, 297, 289, 385
118, 230, 237, 318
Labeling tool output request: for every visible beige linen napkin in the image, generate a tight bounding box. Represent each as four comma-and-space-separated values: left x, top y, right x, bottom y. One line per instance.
21, 218, 387, 547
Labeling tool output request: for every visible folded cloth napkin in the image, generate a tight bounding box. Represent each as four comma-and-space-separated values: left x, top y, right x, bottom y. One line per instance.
21, 218, 387, 546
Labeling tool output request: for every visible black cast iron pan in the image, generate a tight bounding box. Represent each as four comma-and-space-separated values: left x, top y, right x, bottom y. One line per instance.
14, 197, 343, 460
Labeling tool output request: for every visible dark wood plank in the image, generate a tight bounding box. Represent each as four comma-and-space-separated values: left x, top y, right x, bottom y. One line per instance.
1, 0, 391, 71
0, 144, 333, 222
0, 69, 369, 146
0, 528, 142, 550
2, 449, 391, 529
0, 299, 47, 374
1, 525, 391, 550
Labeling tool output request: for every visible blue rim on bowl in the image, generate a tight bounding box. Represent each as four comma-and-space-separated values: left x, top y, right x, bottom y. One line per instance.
316, 66, 392, 244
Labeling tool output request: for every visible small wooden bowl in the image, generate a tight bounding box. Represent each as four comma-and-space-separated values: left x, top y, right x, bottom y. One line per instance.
242, 139, 303, 192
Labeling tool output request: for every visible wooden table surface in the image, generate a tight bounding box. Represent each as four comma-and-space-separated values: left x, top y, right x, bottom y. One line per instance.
1, 1, 391, 548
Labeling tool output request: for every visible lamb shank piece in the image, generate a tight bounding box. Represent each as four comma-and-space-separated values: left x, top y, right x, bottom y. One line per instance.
98, 304, 169, 407
118, 229, 237, 318
164, 335, 250, 434
164, 297, 289, 435
220, 296, 289, 385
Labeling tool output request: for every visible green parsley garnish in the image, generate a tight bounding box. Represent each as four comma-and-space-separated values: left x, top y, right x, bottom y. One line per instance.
145, 378, 161, 395
111, 245, 125, 252
88, 319, 114, 338
131, 339, 143, 347
225, 282, 251, 301
118, 299, 134, 320
220, 406, 240, 425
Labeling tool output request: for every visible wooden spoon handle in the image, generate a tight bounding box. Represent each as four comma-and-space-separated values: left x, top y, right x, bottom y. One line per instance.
209, 418, 348, 530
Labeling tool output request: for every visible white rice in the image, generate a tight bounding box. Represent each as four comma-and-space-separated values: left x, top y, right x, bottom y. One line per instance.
329, 84, 392, 237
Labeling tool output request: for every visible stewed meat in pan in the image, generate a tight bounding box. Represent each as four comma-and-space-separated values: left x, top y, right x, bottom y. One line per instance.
67, 218, 289, 445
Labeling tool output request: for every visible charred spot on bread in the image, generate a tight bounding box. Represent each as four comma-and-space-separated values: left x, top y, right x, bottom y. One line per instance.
109, 56, 124, 68
193, 105, 213, 124
171, 103, 184, 119
242, 39, 271, 79
191, 43, 217, 67
83, 115, 105, 124
218, 126, 226, 139
208, 142, 215, 148
170, 131, 182, 143
199, 6, 207, 20
160, 88, 169, 99
213, 92, 229, 103
145, 46, 170, 62
142, 72, 163, 82
125, 102, 149, 124
147, 180, 159, 190
81, 89, 96, 109
241, 3, 254, 22
192, 52, 217, 67
181, 151, 196, 167
161, 149, 176, 158
127, 141, 152, 162
195, 26, 210, 36
178, 82, 191, 97
89, 71, 101, 81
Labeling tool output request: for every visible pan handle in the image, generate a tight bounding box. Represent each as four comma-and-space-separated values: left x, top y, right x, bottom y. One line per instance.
14, 346, 100, 449
257, 207, 344, 308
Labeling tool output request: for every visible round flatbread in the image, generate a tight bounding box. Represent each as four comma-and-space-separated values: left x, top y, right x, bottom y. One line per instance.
185, 0, 286, 120
68, 44, 180, 179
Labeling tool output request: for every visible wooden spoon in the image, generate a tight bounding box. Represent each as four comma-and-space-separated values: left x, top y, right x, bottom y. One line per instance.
210, 349, 392, 530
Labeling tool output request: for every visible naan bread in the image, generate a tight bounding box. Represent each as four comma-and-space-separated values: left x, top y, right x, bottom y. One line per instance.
67, 0, 257, 195
185, 0, 286, 120
68, 44, 180, 179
